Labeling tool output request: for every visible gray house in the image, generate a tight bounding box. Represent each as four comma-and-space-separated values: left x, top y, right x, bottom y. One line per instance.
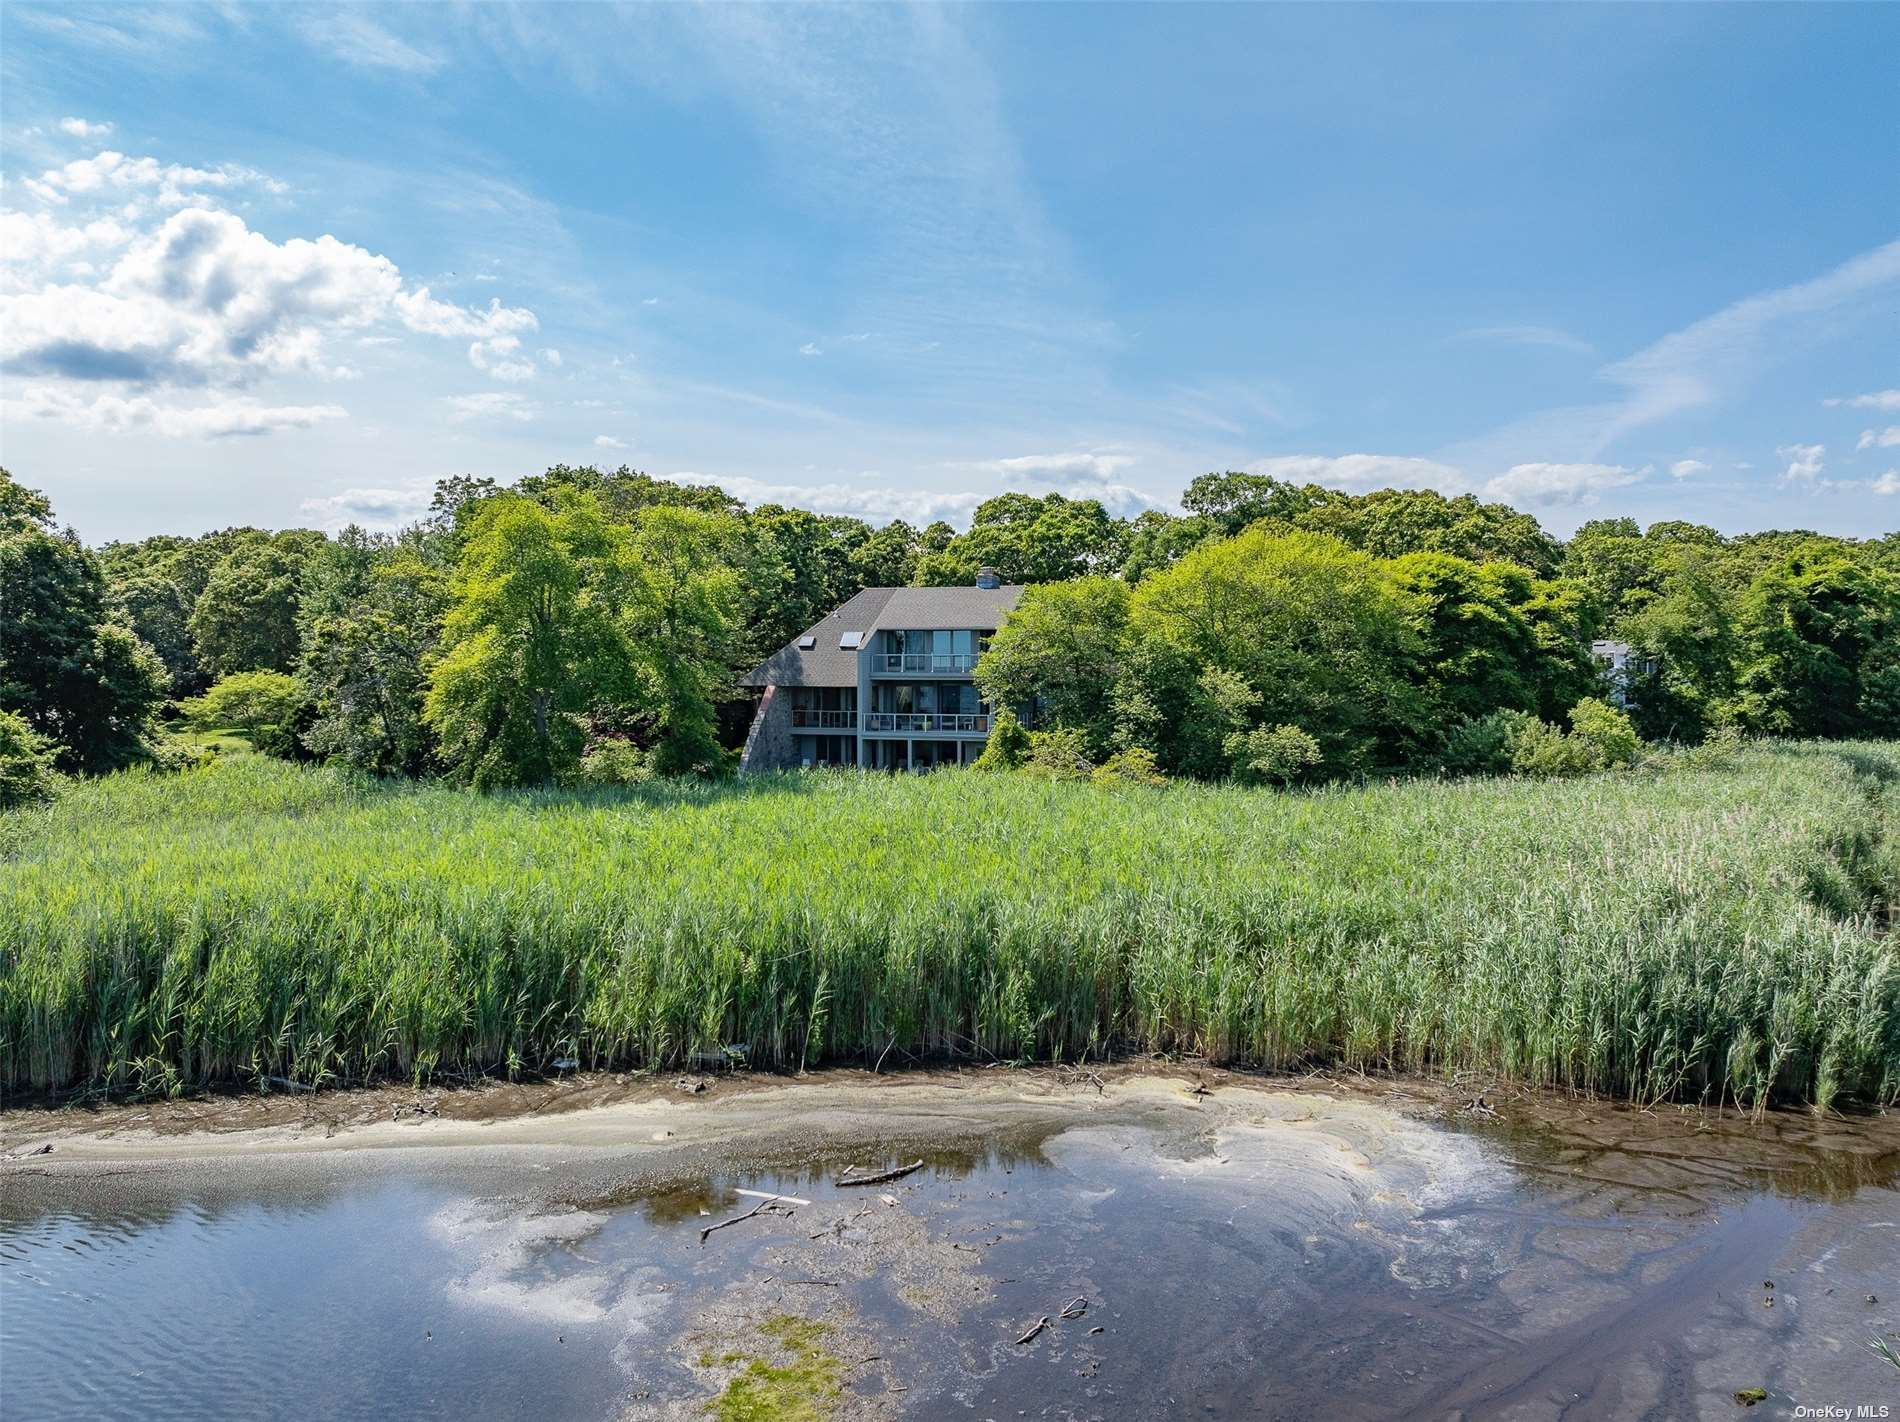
738, 568, 1023, 771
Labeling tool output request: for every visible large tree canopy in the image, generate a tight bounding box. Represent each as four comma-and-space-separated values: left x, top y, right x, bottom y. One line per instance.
0, 468, 167, 773
424, 493, 637, 788
1124, 527, 1429, 776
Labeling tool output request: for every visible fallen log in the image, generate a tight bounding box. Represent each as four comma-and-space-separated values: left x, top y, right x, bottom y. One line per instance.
835, 1159, 924, 1188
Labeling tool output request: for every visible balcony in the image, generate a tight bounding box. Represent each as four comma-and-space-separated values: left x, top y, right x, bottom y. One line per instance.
863, 712, 992, 735
790, 708, 857, 729
877, 652, 978, 675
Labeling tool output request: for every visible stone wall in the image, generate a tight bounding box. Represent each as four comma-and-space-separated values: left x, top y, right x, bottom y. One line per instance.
738, 684, 798, 772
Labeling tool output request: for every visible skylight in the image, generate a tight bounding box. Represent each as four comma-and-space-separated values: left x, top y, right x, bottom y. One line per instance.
797, 634, 817, 649
839, 630, 863, 649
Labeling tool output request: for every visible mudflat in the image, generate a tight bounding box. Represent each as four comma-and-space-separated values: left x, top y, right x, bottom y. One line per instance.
4, 1068, 1897, 1420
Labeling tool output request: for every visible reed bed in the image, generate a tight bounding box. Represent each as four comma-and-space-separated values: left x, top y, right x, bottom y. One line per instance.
3, 742, 1896, 1108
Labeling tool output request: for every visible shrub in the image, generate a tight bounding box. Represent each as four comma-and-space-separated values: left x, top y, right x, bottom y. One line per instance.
1092, 746, 1166, 786
1225, 723, 1323, 786
576, 738, 653, 786
0, 711, 60, 809
1568, 697, 1640, 768
1507, 716, 1599, 778
1022, 727, 1094, 781
972, 706, 1032, 772
1439, 711, 1526, 776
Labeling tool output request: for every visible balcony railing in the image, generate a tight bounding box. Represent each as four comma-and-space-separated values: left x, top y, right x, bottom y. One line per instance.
878, 652, 978, 674
790, 708, 857, 729
863, 712, 992, 734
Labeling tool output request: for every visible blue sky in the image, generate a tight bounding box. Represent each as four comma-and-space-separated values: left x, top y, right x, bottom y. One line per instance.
2, 3, 1896, 544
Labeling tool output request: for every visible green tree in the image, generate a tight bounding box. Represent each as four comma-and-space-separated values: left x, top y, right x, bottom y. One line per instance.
0, 710, 61, 808
1180, 471, 1339, 538
0, 469, 168, 773
108, 573, 200, 690
1727, 553, 1900, 737
974, 577, 1130, 758
1618, 552, 1736, 740
849, 519, 924, 589
190, 537, 310, 675
1298, 489, 1561, 575
914, 493, 1127, 585
621, 506, 747, 775
1387, 553, 1548, 725
183, 671, 304, 750
1123, 527, 1428, 776
300, 551, 447, 775
424, 494, 637, 787
1119, 510, 1215, 583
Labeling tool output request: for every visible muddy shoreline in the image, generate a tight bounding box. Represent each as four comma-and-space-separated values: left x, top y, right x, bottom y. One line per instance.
6, 1068, 1899, 1420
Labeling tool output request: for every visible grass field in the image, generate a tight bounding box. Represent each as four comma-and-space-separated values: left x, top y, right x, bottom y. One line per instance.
3, 741, 1896, 1108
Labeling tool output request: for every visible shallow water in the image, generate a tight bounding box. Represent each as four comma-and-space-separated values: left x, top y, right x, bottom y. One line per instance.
4, 1088, 1898, 1420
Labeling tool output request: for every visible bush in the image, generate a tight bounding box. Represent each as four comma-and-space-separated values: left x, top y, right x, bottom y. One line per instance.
0, 711, 61, 809
1092, 746, 1166, 786
1022, 727, 1094, 781
1225, 723, 1322, 786
576, 738, 653, 786
972, 706, 1032, 772
1567, 697, 1640, 768
1506, 717, 1594, 778
1439, 711, 1526, 776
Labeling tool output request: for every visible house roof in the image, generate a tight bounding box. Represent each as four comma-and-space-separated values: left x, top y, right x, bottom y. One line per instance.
737, 582, 1026, 689
867, 584, 1023, 634
738, 587, 896, 688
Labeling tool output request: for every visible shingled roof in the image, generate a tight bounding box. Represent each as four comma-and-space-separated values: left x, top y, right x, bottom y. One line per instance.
738, 587, 897, 688
867, 583, 1023, 634
738, 582, 1026, 689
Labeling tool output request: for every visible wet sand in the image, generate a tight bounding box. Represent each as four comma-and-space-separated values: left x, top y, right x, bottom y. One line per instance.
4, 1068, 1897, 1420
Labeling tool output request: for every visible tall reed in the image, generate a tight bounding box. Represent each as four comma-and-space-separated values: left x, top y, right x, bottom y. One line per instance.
3, 741, 1895, 1108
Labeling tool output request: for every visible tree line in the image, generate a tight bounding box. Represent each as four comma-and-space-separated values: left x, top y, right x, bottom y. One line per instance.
2, 463, 1896, 802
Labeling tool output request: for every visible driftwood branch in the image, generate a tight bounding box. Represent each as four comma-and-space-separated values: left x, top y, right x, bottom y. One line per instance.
835, 1159, 924, 1188
1015, 1316, 1052, 1346
699, 1196, 790, 1243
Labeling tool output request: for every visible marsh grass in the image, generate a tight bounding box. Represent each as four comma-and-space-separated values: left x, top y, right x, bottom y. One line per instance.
2, 742, 1896, 1108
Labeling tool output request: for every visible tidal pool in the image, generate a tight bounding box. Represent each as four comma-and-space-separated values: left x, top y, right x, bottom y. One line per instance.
3, 1073, 1896, 1420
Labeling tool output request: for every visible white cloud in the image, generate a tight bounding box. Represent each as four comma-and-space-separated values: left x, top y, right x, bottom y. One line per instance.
1481, 462, 1646, 507
593, 434, 627, 449
467, 333, 536, 381
540, 347, 562, 367
1670, 459, 1711, 478
1595, 242, 1900, 446
58, 117, 115, 139
0, 209, 134, 274
986, 450, 1137, 485
2, 201, 539, 402
1246, 454, 1471, 496
1824, 388, 1900, 411
5, 383, 345, 437
798, 342, 822, 356
442, 391, 538, 422
1872, 471, 1900, 496
296, 11, 443, 74
1777, 443, 1826, 484
22, 147, 280, 208
1856, 427, 1900, 451
300, 483, 434, 529
676, 471, 984, 525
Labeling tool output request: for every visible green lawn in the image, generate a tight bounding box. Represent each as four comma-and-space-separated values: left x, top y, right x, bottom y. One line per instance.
3, 741, 1896, 1107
